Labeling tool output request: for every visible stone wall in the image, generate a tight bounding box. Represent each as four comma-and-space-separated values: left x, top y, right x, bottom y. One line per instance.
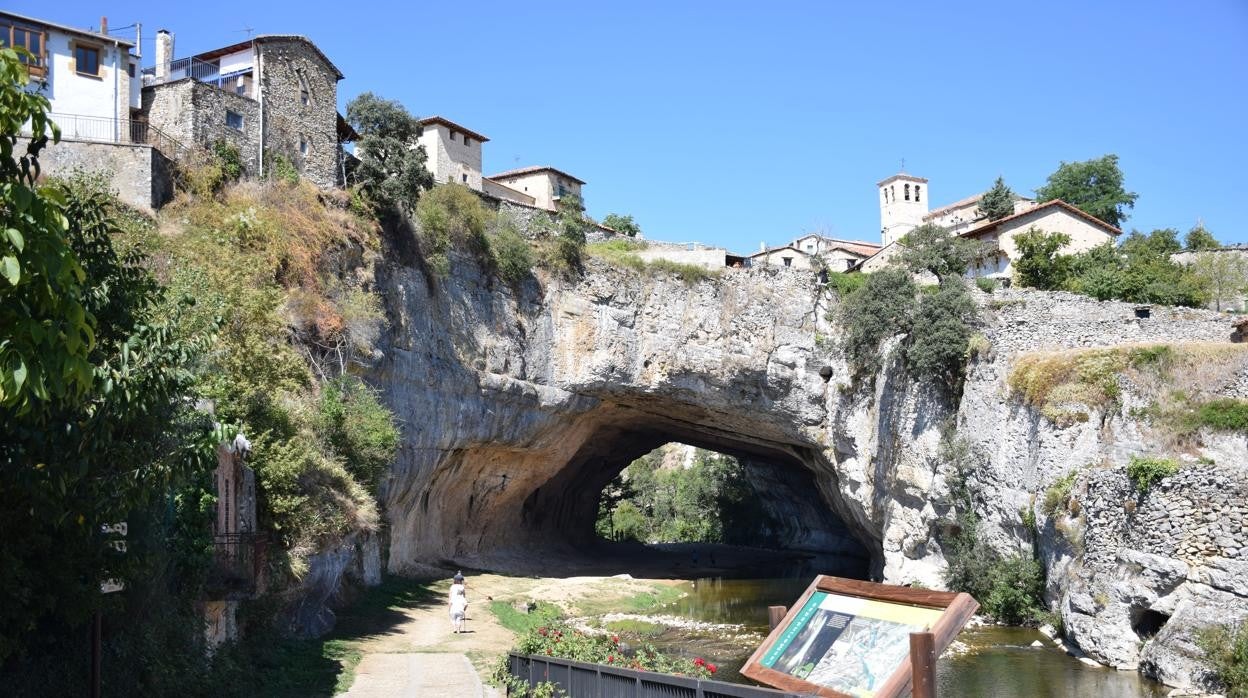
1055, 466, 1248, 691
20, 136, 166, 211
143, 80, 261, 175
494, 197, 619, 241
257, 38, 341, 188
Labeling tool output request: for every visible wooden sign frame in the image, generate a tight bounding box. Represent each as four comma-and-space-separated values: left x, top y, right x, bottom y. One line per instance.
740, 575, 978, 698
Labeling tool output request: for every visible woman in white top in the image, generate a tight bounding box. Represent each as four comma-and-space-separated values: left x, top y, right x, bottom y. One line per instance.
449, 580, 468, 633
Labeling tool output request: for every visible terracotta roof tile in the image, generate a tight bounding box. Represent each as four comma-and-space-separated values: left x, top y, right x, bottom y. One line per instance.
489, 165, 586, 186
959, 200, 1123, 238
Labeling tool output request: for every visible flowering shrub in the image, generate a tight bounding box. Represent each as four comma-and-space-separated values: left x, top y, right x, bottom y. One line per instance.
514, 624, 716, 678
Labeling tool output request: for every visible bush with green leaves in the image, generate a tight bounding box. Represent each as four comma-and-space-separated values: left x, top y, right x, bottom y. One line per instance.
1012, 228, 1072, 290
897, 223, 982, 278
1, 50, 219, 668
975, 276, 997, 293
602, 212, 641, 237
490, 217, 536, 285
906, 278, 977, 388
1042, 472, 1079, 516
1127, 455, 1180, 493
547, 193, 591, 273
839, 268, 918, 374
1196, 623, 1248, 697
414, 183, 493, 277
319, 376, 400, 494
509, 623, 718, 678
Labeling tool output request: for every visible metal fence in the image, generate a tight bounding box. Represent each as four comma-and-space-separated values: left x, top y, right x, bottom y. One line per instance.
141, 56, 246, 93
506, 653, 815, 698
43, 113, 188, 160
208, 533, 263, 598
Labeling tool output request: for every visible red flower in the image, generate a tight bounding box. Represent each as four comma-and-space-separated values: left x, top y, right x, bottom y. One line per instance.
608, 655, 614, 663
694, 657, 706, 667
545, 649, 552, 655
707, 663, 718, 674
611, 635, 619, 644
538, 627, 548, 636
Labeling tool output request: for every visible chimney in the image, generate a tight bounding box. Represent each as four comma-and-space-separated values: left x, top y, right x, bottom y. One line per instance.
759, 241, 766, 252
155, 29, 173, 81
100, 17, 108, 34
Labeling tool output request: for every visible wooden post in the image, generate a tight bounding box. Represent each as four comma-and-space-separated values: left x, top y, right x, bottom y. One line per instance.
767, 606, 788, 631
910, 631, 936, 698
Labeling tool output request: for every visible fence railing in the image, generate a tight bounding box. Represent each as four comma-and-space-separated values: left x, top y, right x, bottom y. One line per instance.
42, 113, 189, 161
506, 653, 815, 698
141, 56, 249, 94
208, 533, 263, 598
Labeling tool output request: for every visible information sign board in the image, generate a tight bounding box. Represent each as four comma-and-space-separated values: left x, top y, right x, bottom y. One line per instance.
741, 575, 978, 698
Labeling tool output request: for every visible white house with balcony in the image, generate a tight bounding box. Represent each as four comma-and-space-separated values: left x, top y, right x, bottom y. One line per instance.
3, 11, 141, 138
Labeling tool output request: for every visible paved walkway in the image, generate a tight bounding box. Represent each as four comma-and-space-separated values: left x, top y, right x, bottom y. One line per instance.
343, 652, 497, 698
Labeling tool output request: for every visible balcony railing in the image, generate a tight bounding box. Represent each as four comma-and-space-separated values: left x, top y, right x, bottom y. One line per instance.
41, 112, 188, 160
141, 57, 251, 95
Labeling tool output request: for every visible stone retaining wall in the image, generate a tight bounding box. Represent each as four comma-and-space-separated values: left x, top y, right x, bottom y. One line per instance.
20, 136, 167, 211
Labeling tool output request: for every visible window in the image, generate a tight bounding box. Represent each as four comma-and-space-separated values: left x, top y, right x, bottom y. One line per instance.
783, 257, 793, 267
74, 44, 101, 77
299, 77, 310, 106
891, 185, 896, 201
449, 130, 457, 142
299, 137, 309, 156
904, 183, 911, 201
461, 173, 468, 183
915, 185, 921, 202
1, 22, 46, 74
805, 244, 814, 252
464, 137, 471, 147
127, 62, 135, 78
226, 110, 244, 130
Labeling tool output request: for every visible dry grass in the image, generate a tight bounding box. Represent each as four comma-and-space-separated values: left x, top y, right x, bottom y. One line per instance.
1009, 343, 1248, 426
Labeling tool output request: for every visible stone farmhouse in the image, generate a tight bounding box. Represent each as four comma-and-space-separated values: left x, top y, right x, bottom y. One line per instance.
412, 114, 587, 213
10, 11, 353, 208
141, 30, 349, 189
861, 171, 1121, 279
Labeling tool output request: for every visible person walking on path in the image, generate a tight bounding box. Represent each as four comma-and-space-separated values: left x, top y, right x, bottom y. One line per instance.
449, 573, 468, 633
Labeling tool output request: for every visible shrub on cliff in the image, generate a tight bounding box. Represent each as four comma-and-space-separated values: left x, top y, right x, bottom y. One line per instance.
906, 278, 977, 388
840, 268, 918, 373
414, 183, 493, 277
1196, 623, 1248, 697
490, 217, 536, 285
1127, 455, 1179, 493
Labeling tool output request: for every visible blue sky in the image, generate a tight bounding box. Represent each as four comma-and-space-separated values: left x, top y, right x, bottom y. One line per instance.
17, 0, 1248, 251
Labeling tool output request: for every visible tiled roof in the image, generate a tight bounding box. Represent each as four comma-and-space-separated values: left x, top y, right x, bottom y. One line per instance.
417, 116, 490, 143
924, 193, 985, 220
489, 166, 586, 185
191, 35, 344, 80
959, 200, 1123, 238
1, 10, 133, 47
793, 235, 881, 258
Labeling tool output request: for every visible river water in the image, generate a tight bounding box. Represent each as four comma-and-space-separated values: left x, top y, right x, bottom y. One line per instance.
638, 576, 1167, 697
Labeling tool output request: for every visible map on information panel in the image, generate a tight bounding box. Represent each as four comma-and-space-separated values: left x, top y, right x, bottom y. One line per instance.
757, 591, 945, 698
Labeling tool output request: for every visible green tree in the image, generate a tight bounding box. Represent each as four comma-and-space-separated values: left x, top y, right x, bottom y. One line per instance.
1185, 224, 1219, 251
0, 48, 95, 413
1012, 228, 1073, 290
840, 268, 918, 374
979, 177, 1015, 222
318, 376, 400, 493
550, 193, 591, 273
1035, 154, 1138, 229
897, 223, 982, 278
1189, 250, 1248, 312
346, 92, 433, 212
0, 169, 213, 662
906, 278, 977, 390
602, 213, 641, 237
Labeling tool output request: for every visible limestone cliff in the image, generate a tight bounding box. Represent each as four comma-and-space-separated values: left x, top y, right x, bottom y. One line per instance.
369, 251, 1246, 690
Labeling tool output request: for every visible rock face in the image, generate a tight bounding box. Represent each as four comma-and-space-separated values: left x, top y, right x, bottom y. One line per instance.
369, 252, 1247, 689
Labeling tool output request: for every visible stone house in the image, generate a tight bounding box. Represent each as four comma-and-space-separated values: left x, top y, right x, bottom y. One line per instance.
142, 31, 348, 187
961, 200, 1121, 279
791, 234, 881, 272
748, 244, 816, 270
488, 165, 585, 211
415, 116, 490, 191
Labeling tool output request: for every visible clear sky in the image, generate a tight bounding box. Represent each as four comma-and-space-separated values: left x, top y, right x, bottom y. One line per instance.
15, 0, 1248, 251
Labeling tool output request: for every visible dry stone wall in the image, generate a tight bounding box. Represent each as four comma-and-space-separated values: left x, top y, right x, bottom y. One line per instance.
257, 39, 341, 188
21, 136, 163, 210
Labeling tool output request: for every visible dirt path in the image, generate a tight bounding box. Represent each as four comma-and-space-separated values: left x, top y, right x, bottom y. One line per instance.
339, 573, 684, 697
